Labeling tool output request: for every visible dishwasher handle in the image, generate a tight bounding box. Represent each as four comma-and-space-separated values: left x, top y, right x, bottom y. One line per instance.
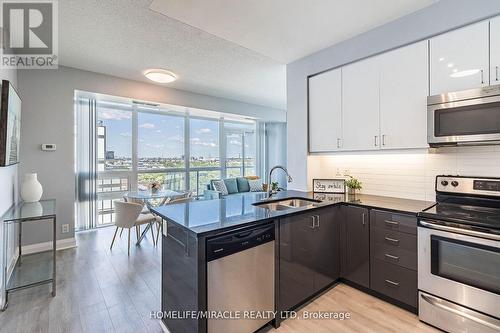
206, 224, 275, 261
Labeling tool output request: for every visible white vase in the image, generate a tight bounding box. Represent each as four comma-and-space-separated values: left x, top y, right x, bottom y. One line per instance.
20, 173, 43, 202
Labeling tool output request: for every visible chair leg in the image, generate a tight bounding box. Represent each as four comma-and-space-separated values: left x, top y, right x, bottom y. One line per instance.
155, 221, 161, 246
119, 228, 124, 237
128, 229, 131, 256
110, 227, 119, 250
136, 225, 140, 241
150, 222, 156, 245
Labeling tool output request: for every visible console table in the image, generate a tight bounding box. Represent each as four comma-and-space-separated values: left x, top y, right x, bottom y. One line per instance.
1, 199, 56, 311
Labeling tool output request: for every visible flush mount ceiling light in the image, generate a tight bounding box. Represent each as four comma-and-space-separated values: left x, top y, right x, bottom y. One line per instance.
450, 69, 480, 78
144, 69, 177, 83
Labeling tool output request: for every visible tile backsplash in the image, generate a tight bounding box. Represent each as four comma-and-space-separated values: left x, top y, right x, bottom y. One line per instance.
307, 146, 500, 202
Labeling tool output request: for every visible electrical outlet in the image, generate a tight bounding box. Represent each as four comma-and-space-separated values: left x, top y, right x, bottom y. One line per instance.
61, 224, 70, 234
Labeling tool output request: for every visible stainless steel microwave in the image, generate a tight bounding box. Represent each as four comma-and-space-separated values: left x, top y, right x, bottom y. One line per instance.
428, 85, 500, 147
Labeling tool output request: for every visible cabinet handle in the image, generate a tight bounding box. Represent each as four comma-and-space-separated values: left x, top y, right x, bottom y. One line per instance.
496, 66, 499, 81
374, 135, 378, 147
337, 138, 341, 149
382, 135, 386, 146
481, 69, 484, 84
384, 253, 400, 261
384, 220, 399, 227
384, 236, 399, 245
362, 213, 366, 226
310, 216, 316, 229
315, 215, 320, 228
385, 279, 400, 287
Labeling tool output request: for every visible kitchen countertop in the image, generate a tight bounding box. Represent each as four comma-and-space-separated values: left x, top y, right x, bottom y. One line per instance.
151, 190, 434, 236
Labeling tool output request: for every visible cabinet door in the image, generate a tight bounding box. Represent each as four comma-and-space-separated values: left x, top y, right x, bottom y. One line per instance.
311, 207, 340, 292
308, 68, 342, 152
342, 56, 380, 151
380, 41, 428, 149
430, 21, 489, 95
340, 205, 370, 288
279, 214, 315, 311
491, 16, 500, 85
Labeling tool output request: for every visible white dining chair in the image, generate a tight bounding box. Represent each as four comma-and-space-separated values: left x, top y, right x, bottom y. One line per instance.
110, 201, 160, 255
153, 191, 194, 245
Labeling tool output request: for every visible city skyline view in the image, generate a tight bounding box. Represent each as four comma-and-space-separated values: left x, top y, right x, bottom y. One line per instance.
98, 107, 253, 162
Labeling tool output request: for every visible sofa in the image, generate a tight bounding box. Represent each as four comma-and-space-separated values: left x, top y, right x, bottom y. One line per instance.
204, 176, 265, 199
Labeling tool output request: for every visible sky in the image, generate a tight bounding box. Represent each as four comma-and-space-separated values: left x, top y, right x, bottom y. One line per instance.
98, 108, 252, 159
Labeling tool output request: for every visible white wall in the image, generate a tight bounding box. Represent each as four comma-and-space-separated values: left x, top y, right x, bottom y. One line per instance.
287, 0, 500, 192
17, 66, 285, 245
0, 66, 18, 308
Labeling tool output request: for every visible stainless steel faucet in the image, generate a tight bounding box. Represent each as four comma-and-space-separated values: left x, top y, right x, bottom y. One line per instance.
268, 165, 293, 197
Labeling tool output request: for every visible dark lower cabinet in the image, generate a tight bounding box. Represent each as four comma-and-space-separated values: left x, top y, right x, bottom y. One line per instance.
369, 209, 418, 308
340, 205, 370, 288
370, 259, 417, 307
279, 207, 340, 311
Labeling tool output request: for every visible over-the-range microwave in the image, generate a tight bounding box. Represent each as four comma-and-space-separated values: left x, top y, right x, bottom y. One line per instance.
428, 85, 500, 147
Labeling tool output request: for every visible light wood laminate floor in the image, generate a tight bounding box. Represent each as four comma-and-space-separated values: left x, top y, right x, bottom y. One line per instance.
0, 226, 438, 333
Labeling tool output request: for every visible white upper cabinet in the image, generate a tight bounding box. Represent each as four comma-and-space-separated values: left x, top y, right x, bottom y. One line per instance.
379, 41, 428, 149
491, 16, 500, 85
342, 56, 380, 151
308, 68, 342, 152
430, 21, 489, 95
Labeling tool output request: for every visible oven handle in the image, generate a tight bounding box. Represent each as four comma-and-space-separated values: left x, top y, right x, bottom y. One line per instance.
419, 220, 500, 241
421, 293, 500, 331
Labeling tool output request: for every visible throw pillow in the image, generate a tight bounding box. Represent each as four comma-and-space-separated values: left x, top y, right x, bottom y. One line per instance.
248, 179, 263, 192
212, 180, 228, 195
224, 178, 239, 194
236, 177, 250, 192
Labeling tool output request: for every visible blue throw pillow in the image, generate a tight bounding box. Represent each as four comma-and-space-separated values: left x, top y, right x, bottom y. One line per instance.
224, 178, 239, 194
236, 177, 250, 192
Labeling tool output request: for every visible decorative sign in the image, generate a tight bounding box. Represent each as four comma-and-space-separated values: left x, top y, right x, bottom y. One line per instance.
313, 192, 345, 203
313, 178, 346, 194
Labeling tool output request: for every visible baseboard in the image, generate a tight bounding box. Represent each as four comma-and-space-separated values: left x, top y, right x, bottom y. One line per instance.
21, 237, 77, 255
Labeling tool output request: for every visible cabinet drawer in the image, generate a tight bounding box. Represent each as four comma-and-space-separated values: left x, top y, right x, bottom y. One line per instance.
370, 259, 417, 307
370, 227, 417, 252
371, 210, 417, 235
371, 243, 417, 271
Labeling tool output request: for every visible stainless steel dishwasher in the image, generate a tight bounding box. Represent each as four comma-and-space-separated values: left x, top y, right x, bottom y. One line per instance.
206, 224, 275, 333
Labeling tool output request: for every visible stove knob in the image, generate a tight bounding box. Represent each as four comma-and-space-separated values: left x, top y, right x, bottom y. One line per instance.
440, 180, 449, 186
451, 181, 459, 187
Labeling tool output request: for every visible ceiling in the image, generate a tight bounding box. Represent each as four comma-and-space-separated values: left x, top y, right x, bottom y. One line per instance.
150, 0, 436, 64
59, 0, 436, 110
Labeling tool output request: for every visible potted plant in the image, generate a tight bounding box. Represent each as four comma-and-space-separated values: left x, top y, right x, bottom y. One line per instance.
271, 181, 279, 193
345, 175, 362, 196
149, 181, 162, 194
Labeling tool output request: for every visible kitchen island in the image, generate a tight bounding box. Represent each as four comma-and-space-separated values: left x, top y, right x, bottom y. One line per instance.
152, 191, 433, 333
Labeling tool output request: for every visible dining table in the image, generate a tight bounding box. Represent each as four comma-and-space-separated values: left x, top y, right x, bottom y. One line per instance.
124, 189, 181, 244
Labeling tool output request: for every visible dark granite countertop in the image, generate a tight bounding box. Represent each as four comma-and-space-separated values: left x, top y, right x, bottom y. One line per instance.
151, 190, 434, 237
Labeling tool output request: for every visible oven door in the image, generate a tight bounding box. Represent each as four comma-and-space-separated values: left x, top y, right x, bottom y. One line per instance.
418, 221, 500, 319
428, 92, 500, 146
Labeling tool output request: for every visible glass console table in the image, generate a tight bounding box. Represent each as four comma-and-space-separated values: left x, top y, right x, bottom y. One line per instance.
1, 199, 56, 311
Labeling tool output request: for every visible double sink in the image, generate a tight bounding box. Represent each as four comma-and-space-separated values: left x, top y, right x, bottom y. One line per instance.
253, 197, 321, 212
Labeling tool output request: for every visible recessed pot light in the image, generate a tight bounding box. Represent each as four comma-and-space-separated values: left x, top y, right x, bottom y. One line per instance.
144, 69, 177, 83
450, 69, 480, 78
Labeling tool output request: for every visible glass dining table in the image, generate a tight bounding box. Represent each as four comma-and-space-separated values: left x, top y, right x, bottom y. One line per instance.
125, 189, 181, 203
124, 189, 181, 244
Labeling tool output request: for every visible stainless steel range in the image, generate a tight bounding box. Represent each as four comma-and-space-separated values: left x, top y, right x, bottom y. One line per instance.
418, 176, 500, 333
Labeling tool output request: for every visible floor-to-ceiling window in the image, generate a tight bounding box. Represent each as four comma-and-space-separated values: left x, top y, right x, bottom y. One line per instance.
77, 96, 260, 228
137, 108, 186, 192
